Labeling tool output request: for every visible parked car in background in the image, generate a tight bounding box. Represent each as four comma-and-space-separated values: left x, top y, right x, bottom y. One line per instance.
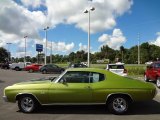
106, 62, 127, 76
24, 64, 42, 73
145, 61, 153, 65
10, 62, 31, 71
68, 63, 87, 68
3, 68, 156, 114
144, 61, 160, 88
40, 64, 65, 74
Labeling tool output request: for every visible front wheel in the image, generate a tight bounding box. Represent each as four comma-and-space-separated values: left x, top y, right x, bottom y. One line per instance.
29, 69, 33, 73
107, 96, 129, 115
18, 95, 37, 113
144, 74, 149, 82
156, 77, 160, 88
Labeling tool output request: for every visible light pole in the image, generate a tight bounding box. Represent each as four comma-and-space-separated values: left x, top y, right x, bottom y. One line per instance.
138, 33, 140, 65
6, 43, 12, 61
24, 36, 27, 63
50, 41, 52, 64
44, 26, 49, 65
84, 7, 95, 67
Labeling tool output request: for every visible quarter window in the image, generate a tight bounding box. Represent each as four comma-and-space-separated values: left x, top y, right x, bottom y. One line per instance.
90, 72, 105, 83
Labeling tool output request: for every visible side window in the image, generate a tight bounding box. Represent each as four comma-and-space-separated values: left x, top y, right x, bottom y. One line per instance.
90, 72, 105, 83
155, 63, 160, 68
52, 65, 57, 68
62, 71, 90, 83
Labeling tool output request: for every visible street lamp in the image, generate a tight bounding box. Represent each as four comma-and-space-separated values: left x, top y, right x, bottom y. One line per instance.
50, 41, 52, 64
24, 36, 27, 63
6, 43, 12, 61
84, 7, 95, 67
137, 33, 140, 65
44, 26, 49, 65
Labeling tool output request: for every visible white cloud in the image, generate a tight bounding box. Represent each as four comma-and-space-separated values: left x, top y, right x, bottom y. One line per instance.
46, 41, 75, 53
0, 0, 133, 55
150, 32, 160, 46
98, 28, 126, 49
79, 43, 88, 52
46, 0, 133, 33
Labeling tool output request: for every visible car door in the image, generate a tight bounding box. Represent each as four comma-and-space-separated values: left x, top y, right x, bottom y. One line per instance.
148, 63, 157, 80
50, 64, 60, 72
48, 71, 92, 103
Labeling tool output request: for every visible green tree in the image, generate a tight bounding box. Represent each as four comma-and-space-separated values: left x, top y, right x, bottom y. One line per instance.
0, 47, 9, 62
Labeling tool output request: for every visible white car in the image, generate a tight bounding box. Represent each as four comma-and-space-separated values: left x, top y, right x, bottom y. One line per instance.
106, 62, 127, 76
10, 62, 31, 71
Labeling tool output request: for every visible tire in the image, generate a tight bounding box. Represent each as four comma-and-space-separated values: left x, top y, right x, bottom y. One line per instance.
18, 95, 38, 113
107, 96, 129, 115
29, 69, 33, 73
15, 67, 20, 71
144, 74, 149, 82
156, 77, 160, 88
42, 70, 47, 74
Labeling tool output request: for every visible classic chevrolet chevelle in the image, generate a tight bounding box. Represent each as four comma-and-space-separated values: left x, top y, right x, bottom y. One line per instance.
3, 68, 157, 114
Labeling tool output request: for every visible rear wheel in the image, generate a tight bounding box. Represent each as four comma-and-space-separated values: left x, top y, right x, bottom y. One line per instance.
18, 95, 38, 113
156, 77, 160, 88
15, 67, 20, 71
107, 96, 129, 115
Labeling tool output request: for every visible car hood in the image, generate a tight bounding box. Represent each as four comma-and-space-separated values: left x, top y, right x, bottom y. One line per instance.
13, 80, 51, 86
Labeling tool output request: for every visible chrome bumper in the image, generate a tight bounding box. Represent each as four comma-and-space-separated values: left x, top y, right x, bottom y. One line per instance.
3, 96, 8, 102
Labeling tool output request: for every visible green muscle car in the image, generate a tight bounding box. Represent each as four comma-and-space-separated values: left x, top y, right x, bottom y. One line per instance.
3, 68, 157, 114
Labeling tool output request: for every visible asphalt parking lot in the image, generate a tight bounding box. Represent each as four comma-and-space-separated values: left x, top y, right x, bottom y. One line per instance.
0, 69, 160, 120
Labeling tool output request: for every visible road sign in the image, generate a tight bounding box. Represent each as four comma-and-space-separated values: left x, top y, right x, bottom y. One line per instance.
36, 44, 43, 52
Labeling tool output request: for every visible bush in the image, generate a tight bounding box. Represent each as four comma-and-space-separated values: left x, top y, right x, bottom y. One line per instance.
126, 65, 146, 76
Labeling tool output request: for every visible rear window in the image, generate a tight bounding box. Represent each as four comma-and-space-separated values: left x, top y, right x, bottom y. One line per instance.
109, 65, 124, 69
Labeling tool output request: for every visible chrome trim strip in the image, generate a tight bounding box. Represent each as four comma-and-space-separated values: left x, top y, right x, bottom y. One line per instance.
41, 103, 105, 106
54, 70, 67, 83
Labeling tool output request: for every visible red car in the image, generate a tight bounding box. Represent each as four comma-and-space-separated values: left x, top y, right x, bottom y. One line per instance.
24, 64, 42, 73
144, 61, 160, 88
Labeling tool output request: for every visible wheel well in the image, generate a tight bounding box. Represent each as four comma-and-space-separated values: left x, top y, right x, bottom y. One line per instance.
106, 93, 133, 104
16, 94, 40, 105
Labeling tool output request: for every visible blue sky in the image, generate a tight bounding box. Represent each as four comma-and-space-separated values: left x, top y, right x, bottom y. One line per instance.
0, 0, 160, 58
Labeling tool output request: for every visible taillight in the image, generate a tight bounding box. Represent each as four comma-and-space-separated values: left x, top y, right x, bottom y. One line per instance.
123, 69, 127, 73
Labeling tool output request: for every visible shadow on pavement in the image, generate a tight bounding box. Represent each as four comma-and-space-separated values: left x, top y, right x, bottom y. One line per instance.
17, 100, 160, 115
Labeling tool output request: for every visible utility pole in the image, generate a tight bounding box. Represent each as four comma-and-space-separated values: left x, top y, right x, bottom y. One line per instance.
6, 43, 12, 61
50, 41, 52, 64
138, 33, 140, 65
44, 26, 49, 65
24, 36, 27, 64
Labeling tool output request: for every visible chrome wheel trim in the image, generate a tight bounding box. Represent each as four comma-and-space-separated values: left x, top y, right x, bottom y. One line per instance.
113, 98, 127, 113
156, 78, 160, 88
21, 97, 34, 112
